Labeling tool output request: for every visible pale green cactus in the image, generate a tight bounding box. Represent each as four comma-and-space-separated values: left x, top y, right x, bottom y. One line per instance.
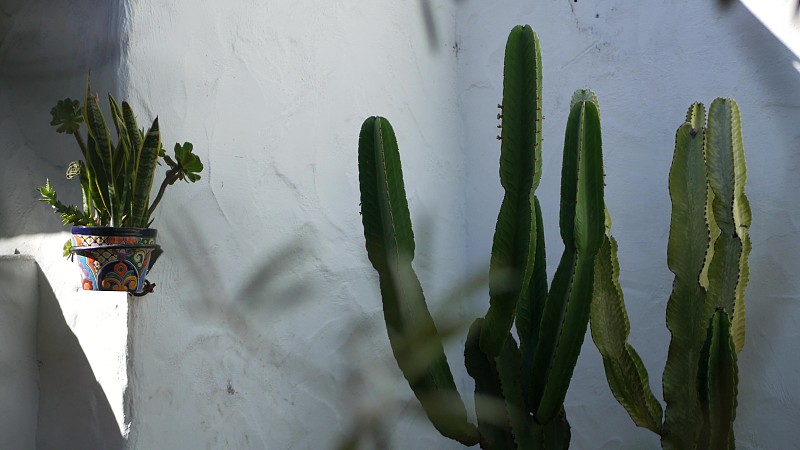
590, 98, 751, 449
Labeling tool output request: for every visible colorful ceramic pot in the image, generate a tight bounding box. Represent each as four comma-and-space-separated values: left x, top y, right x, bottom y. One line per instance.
70, 227, 160, 295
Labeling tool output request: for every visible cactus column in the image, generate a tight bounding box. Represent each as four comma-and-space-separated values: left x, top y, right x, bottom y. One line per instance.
358, 25, 607, 449
590, 98, 751, 449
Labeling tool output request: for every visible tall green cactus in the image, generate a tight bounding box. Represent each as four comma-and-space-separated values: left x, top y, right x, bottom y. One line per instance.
590, 98, 751, 449
357, 25, 607, 449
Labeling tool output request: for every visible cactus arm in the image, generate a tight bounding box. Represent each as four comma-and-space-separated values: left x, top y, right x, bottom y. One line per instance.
535, 407, 570, 450
661, 116, 712, 449
705, 99, 748, 318
516, 196, 548, 408
590, 228, 663, 434
130, 118, 161, 228
465, 319, 515, 449
703, 309, 738, 449
532, 96, 605, 423
727, 99, 751, 354
357, 117, 479, 445
495, 329, 533, 450
481, 24, 543, 356
733, 232, 750, 353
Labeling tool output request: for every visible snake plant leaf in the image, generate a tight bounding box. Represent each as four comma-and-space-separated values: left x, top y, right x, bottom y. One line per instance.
76, 161, 93, 215
108, 95, 134, 219
50, 98, 84, 134
84, 83, 120, 225
482, 24, 543, 357
121, 101, 143, 222
85, 131, 111, 223
703, 309, 738, 450
465, 319, 515, 450
131, 118, 161, 228
358, 116, 478, 446
590, 229, 663, 434
661, 118, 711, 449
532, 96, 605, 424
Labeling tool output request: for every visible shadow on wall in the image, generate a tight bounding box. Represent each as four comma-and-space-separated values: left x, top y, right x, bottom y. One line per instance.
0, 0, 123, 238
36, 266, 124, 450
0, 0, 122, 79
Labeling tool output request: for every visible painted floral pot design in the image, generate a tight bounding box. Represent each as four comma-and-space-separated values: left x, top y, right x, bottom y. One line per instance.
70, 227, 160, 295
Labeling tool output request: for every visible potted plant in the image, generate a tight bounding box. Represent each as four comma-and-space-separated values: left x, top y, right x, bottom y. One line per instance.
38, 81, 203, 296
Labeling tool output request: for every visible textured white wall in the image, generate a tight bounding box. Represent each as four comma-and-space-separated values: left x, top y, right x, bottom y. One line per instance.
0, 256, 38, 450
119, 0, 466, 449
1, 0, 799, 448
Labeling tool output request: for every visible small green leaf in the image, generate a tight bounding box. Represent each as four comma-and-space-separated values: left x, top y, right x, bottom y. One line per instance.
63, 239, 73, 258
50, 98, 84, 134
183, 154, 203, 173
164, 155, 178, 169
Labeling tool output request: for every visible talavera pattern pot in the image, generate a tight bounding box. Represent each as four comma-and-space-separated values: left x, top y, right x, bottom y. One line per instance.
70, 227, 160, 294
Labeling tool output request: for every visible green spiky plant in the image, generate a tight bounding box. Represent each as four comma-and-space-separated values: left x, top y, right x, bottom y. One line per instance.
38, 81, 203, 253
357, 25, 606, 449
590, 98, 750, 449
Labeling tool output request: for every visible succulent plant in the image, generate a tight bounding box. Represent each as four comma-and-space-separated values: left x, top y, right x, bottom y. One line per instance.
38, 80, 203, 234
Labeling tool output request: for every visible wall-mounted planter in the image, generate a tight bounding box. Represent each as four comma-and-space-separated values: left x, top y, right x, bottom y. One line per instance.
70, 226, 160, 295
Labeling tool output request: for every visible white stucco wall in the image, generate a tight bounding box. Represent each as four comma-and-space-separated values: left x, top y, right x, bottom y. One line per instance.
119, 1, 466, 449
1, 0, 799, 448
0, 256, 38, 450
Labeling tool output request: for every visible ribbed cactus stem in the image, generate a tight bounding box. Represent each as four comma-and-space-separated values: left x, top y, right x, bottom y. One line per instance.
592, 98, 750, 450
704, 98, 750, 352
481, 24, 543, 357
531, 93, 605, 424
357, 116, 479, 445
358, 25, 607, 450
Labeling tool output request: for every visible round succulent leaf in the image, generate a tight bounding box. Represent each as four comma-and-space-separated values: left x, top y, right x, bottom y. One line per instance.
50, 98, 84, 134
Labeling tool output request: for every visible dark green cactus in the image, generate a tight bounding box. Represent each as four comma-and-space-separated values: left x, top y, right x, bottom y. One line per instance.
590, 98, 750, 449
357, 25, 606, 449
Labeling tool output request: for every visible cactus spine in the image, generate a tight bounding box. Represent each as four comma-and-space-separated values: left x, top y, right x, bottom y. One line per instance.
590, 98, 750, 448
358, 25, 607, 449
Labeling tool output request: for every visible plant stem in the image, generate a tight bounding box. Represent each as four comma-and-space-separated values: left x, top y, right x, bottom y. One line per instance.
147, 168, 179, 218
73, 131, 89, 161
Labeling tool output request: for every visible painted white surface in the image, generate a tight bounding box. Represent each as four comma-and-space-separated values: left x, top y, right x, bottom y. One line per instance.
119, 1, 465, 449
35, 286, 131, 449
0, 0, 798, 449
0, 249, 130, 449
0, 255, 38, 450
